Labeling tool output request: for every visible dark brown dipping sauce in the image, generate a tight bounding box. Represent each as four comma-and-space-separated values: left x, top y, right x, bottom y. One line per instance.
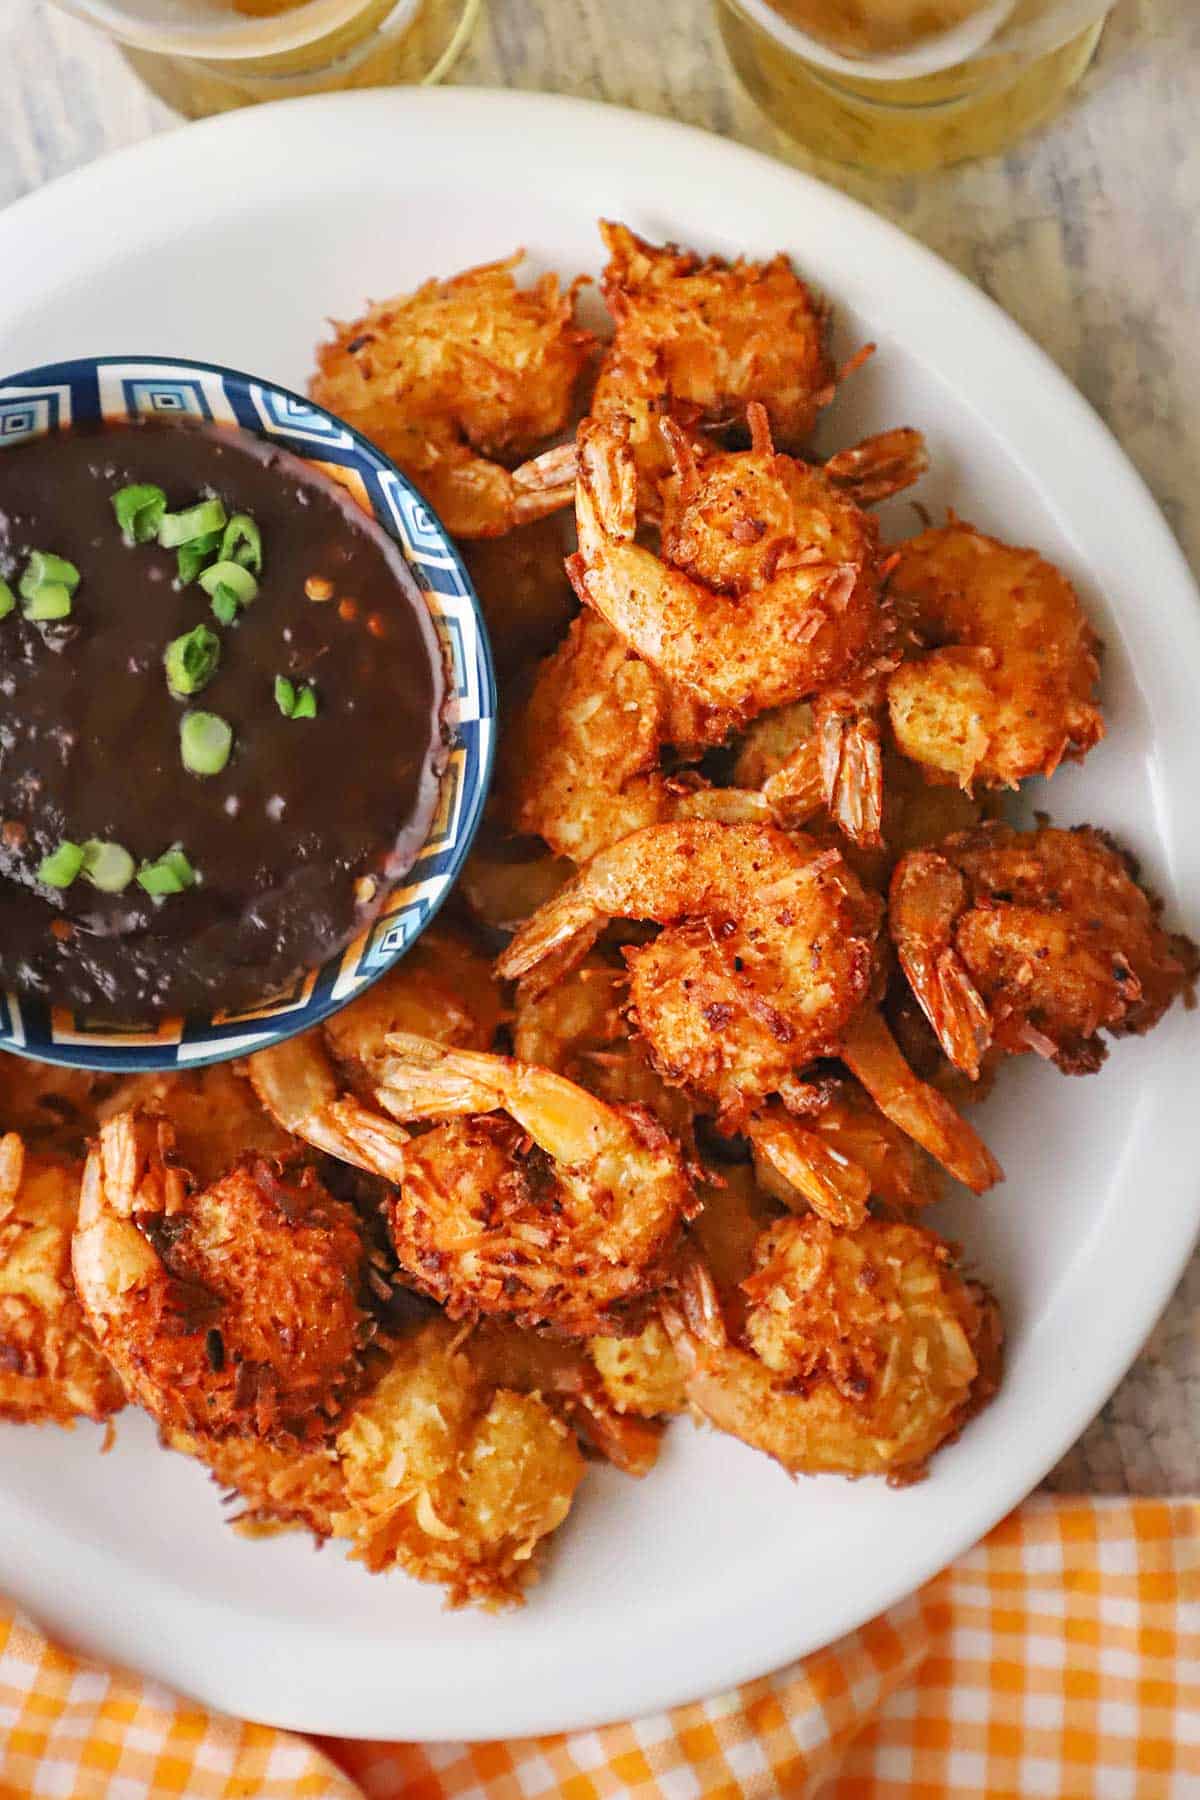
0, 420, 448, 1019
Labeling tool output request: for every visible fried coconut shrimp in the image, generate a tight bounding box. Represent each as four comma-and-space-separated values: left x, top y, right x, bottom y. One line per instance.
169, 1315, 584, 1608
886, 520, 1105, 789
311, 253, 593, 538
592, 222, 836, 496
504, 611, 762, 866
0, 1134, 123, 1426
569, 408, 885, 726
499, 821, 1000, 1194
72, 1112, 371, 1440
369, 1035, 698, 1335
667, 1214, 1001, 1481
890, 823, 1198, 1080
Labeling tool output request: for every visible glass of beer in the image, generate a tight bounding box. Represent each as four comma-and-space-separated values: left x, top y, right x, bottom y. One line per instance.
716, 0, 1114, 171
49, 0, 482, 117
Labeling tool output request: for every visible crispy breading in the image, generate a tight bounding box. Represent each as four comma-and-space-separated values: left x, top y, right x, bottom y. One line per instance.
373, 1039, 697, 1335
73, 1113, 370, 1441
592, 222, 835, 500
669, 1214, 1000, 1481
335, 1319, 582, 1605
589, 1319, 687, 1419
891, 822, 1198, 1079
311, 254, 592, 538
887, 521, 1104, 789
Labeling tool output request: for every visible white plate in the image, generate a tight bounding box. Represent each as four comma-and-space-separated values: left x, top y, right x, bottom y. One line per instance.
0, 88, 1197, 1743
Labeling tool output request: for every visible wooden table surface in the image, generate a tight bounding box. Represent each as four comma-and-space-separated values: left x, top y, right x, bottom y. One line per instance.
2, 0, 1197, 1495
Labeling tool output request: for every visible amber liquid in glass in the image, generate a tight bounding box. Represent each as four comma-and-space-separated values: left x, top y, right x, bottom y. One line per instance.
122, 0, 479, 116
718, 0, 1107, 172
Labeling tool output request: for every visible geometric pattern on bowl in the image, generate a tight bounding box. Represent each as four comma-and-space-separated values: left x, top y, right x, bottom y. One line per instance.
0, 357, 496, 1072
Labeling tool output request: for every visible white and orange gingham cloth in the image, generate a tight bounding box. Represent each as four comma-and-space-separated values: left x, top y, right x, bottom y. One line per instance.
0, 1495, 1195, 1799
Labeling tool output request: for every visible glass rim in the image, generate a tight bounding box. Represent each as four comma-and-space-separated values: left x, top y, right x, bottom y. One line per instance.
719, 0, 1112, 80
47, 0, 424, 60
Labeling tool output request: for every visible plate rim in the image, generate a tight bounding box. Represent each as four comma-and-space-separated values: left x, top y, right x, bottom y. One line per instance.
0, 83, 1197, 1742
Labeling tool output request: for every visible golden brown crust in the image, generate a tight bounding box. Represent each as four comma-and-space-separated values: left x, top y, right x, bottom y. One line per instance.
670, 1213, 1000, 1481
593, 222, 835, 498
310, 254, 593, 538
891, 822, 1198, 1077
73, 1115, 371, 1442
886, 521, 1104, 790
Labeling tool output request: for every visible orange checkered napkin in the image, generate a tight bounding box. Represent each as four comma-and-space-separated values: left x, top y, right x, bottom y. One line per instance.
1, 1496, 1196, 1800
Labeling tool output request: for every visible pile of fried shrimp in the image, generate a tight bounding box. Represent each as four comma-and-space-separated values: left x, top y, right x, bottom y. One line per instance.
2, 223, 1195, 1613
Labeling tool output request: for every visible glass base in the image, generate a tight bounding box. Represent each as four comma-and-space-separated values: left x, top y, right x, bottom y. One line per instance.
717, 2, 1105, 172
122, 0, 480, 117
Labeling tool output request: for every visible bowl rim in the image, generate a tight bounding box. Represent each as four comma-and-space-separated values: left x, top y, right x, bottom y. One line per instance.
0, 350, 498, 1072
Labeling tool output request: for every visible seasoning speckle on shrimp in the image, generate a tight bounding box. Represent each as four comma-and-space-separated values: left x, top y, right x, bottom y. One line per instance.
310, 253, 593, 538
890, 823, 1198, 1080
371, 1034, 698, 1336
71, 1112, 371, 1441
568, 408, 885, 726
886, 520, 1105, 789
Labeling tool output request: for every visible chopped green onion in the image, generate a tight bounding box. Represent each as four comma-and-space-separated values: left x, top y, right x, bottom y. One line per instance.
177, 528, 224, 586
20, 551, 80, 599
80, 839, 135, 894
157, 497, 227, 550
0, 581, 15, 620
137, 844, 196, 897
164, 624, 221, 698
22, 583, 72, 622
275, 675, 318, 719
209, 585, 239, 627
112, 483, 167, 545
38, 841, 85, 889
220, 514, 262, 574
198, 560, 257, 608
180, 710, 233, 777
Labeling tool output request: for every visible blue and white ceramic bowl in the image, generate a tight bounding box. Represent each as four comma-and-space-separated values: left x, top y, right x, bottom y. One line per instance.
0, 355, 496, 1072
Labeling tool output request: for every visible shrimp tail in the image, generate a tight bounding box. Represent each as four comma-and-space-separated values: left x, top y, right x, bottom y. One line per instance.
746, 1112, 870, 1229
889, 849, 993, 1078
840, 1007, 1001, 1195
375, 1034, 513, 1120
816, 704, 884, 848
760, 739, 825, 828
249, 1034, 409, 1181
496, 874, 610, 994
576, 414, 639, 546
315, 1099, 410, 1184
508, 440, 578, 528
824, 428, 929, 507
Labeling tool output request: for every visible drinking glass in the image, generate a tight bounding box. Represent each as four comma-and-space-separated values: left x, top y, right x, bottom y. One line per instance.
50, 0, 482, 117
715, 0, 1113, 171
